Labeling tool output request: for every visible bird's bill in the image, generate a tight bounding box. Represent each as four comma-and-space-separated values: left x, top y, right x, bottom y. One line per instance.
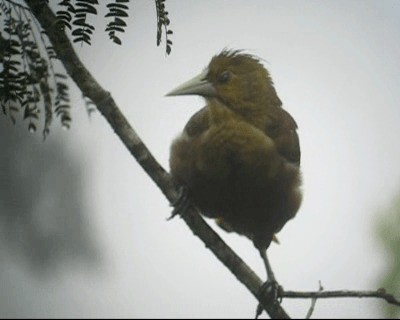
166, 68, 216, 97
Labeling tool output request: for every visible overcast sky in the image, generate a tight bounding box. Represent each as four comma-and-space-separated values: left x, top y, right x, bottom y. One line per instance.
2, 0, 400, 318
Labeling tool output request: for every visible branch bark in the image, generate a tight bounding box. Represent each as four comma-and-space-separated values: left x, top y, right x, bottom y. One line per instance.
283, 288, 400, 307
24, 0, 289, 318
305, 281, 323, 319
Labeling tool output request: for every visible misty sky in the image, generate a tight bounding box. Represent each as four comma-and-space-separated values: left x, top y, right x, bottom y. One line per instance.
1, 0, 400, 318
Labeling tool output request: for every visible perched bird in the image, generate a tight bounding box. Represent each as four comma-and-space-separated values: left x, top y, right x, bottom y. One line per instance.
167, 49, 302, 283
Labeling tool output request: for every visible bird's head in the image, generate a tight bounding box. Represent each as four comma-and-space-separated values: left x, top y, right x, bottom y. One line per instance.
166, 49, 281, 115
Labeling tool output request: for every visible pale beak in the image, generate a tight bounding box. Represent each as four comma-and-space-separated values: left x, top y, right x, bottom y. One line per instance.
166, 68, 216, 97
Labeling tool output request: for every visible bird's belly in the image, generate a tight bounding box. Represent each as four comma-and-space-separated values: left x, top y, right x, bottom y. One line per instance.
170, 120, 301, 245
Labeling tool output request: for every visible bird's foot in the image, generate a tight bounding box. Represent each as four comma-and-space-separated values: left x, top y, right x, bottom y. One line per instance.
167, 186, 190, 220
255, 280, 283, 318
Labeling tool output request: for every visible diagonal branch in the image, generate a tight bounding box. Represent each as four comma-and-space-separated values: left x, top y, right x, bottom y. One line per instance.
24, 0, 289, 318
283, 288, 400, 307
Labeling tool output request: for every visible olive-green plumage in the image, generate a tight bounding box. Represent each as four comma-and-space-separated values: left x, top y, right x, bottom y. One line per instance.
167, 49, 302, 252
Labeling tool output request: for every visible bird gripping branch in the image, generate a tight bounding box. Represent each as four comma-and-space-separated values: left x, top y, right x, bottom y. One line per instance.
167, 49, 302, 287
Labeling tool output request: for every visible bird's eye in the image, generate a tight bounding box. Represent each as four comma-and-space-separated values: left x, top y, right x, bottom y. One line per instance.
218, 71, 231, 84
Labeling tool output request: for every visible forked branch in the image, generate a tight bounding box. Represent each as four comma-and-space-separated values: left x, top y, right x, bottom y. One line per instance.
283, 287, 400, 307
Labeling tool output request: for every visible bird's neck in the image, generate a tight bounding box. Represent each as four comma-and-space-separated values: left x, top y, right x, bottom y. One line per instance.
235, 95, 282, 131
207, 97, 281, 132
207, 99, 241, 125
242, 104, 273, 129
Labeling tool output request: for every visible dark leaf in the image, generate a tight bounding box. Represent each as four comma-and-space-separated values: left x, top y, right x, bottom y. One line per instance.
113, 37, 122, 45
73, 18, 87, 26
56, 10, 72, 21
55, 73, 67, 79
113, 17, 127, 27
75, 3, 97, 15
79, 0, 98, 4
106, 3, 129, 10
105, 25, 125, 33
105, 9, 129, 18
72, 28, 85, 36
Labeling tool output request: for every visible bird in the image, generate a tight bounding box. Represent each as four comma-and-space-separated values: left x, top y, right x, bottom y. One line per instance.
166, 49, 302, 288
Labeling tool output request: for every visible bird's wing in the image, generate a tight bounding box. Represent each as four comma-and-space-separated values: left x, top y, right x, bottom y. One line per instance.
265, 109, 301, 166
183, 106, 210, 137
184, 106, 301, 165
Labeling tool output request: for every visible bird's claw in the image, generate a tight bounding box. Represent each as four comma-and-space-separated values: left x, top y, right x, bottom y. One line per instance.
167, 186, 190, 220
255, 280, 283, 318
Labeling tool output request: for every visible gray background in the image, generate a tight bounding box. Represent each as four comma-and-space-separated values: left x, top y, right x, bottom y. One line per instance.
1, 0, 400, 318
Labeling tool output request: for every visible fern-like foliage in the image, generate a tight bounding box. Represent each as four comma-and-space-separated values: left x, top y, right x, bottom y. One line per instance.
72, 0, 98, 45
56, 0, 173, 53
155, 0, 173, 55
0, 0, 71, 138
56, 0, 74, 31
56, 0, 98, 45
105, 0, 129, 45
0, 0, 173, 137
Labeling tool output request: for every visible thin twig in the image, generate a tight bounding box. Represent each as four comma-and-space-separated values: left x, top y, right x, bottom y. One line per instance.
305, 281, 323, 319
283, 288, 400, 307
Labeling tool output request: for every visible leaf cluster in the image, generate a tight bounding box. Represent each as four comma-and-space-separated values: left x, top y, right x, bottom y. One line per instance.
105, 0, 129, 45
56, 0, 97, 45
155, 0, 173, 55
56, 0, 173, 52
0, 0, 173, 137
0, 0, 71, 137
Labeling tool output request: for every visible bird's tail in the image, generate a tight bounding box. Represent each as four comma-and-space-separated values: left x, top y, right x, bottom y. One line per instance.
215, 217, 280, 244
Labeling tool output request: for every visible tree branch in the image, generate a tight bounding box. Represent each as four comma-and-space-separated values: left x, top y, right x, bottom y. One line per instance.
305, 281, 323, 319
283, 288, 400, 307
24, 0, 289, 318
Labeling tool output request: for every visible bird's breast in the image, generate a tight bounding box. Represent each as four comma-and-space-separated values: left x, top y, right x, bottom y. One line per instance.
171, 118, 285, 213
197, 119, 281, 179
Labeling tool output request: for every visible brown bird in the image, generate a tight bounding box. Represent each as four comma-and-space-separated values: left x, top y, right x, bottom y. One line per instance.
167, 49, 302, 285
